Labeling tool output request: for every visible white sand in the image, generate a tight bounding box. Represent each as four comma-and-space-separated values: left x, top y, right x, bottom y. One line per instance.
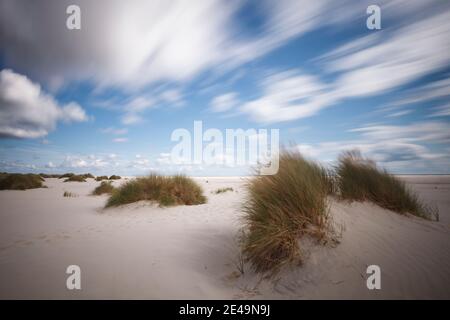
0, 176, 449, 299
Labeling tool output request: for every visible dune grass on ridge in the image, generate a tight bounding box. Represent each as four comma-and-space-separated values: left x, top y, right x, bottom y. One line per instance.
39, 173, 62, 178
105, 174, 206, 208
0, 173, 46, 190
242, 151, 333, 275
335, 150, 437, 220
92, 181, 116, 195
59, 173, 74, 179
214, 187, 234, 194
64, 175, 87, 182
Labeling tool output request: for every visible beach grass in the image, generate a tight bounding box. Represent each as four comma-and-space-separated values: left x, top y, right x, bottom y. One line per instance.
105, 174, 206, 208
39, 173, 62, 178
335, 150, 437, 220
92, 181, 116, 195
214, 187, 234, 194
241, 151, 332, 274
59, 173, 75, 179
64, 175, 87, 182
0, 173, 46, 190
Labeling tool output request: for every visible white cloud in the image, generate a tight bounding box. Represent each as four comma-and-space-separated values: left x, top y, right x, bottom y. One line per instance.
0, 0, 377, 91
100, 127, 128, 135
60, 156, 88, 168
238, 3, 450, 124
327, 11, 450, 98
391, 78, 450, 108
295, 121, 450, 172
160, 89, 184, 106
0, 69, 88, 138
45, 161, 56, 168
430, 103, 450, 117
121, 113, 142, 125
240, 70, 336, 123
125, 97, 155, 113
0, 0, 240, 89
60, 155, 110, 169
350, 121, 450, 144
119, 96, 156, 125
113, 137, 128, 143
387, 110, 412, 118
210, 92, 238, 112
130, 157, 152, 170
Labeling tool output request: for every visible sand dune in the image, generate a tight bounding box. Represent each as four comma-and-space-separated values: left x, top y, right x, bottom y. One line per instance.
0, 176, 449, 299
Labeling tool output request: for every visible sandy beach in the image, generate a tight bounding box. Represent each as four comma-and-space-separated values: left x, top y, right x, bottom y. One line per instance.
0, 175, 449, 299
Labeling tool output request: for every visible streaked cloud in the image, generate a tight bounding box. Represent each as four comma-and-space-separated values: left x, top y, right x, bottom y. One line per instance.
296, 121, 450, 172
210, 92, 238, 112
240, 70, 336, 123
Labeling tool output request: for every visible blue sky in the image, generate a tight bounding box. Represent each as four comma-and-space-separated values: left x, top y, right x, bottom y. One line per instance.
0, 0, 449, 175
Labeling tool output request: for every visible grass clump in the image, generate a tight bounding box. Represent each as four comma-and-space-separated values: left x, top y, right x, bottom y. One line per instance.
242, 151, 332, 275
335, 150, 437, 220
59, 173, 74, 179
95, 176, 109, 181
214, 187, 234, 194
39, 173, 61, 178
92, 181, 116, 195
105, 174, 206, 208
63, 191, 77, 197
64, 175, 87, 182
109, 175, 121, 180
0, 173, 46, 190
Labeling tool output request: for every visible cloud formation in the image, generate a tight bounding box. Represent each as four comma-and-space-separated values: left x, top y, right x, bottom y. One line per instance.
210, 92, 238, 112
0, 69, 88, 138
0, 0, 391, 90
236, 1, 450, 124
0, 0, 240, 89
240, 70, 335, 123
296, 121, 450, 172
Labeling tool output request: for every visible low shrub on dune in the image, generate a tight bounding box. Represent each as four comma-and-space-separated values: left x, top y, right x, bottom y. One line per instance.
92, 181, 115, 195
0, 173, 46, 190
39, 173, 61, 178
95, 176, 108, 181
105, 174, 206, 208
335, 150, 437, 220
214, 187, 234, 194
64, 175, 87, 182
81, 173, 95, 179
242, 151, 333, 275
63, 191, 77, 197
59, 173, 74, 179
109, 175, 121, 180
